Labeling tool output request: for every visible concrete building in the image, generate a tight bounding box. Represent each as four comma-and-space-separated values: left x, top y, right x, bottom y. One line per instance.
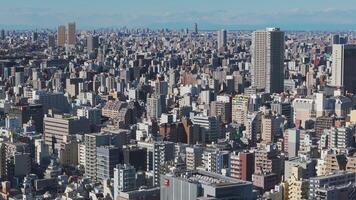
254, 143, 284, 180
84, 131, 130, 180
0, 142, 31, 181
284, 157, 317, 180
160, 170, 254, 200
327, 126, 353, 150
200, 149, 230, 175
251, 28, 285, 93
309, 171, 356, 199
210, 100, 231, 124
286, 166, 309, 200
185, 146, 203, 171
231, 95, 249, 124
287, 129, 300, 158
138, 141, 175, 187
261, 114, 284, 144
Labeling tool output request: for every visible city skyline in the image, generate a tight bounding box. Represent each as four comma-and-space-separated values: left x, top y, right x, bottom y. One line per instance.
2, 0, 356, 30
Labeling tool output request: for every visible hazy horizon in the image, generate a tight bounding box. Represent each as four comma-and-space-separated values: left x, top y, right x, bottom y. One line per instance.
1, 0, 356, 31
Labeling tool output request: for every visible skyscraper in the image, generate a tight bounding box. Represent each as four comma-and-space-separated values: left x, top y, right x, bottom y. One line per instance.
194, 23, 198, 34
217, 29, 227, 51
57, 25, 66, 47
67, 22, 76, 45
87, 35, 99, 53
331, 44, 356, 93
252, 28, 285, 93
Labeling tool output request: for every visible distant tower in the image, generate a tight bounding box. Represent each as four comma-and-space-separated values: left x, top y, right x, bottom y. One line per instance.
67, 22, 76, 45
32, 31, 38, 43
0, 29, 5, 40
57, 25, 66, 47
252, 28, 285, 93
194, 23, 198, 34
217, 29, 227, 50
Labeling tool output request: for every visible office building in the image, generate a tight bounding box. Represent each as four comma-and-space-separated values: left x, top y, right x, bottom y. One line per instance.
96, 146, 121, 182
113, 164, 136, 200
284, 157, 317, 180
252, 28, 285, 93
122, 146, 147, 171
44, 114, 90, 154
85, 131, 130, 180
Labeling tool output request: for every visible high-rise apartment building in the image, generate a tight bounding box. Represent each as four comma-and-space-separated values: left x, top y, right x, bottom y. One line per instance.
261, 114, 284, 144
331, 44, 356, 93
252, 28, 285, 93
230, 151, 254, 181
254, 143, 284, 180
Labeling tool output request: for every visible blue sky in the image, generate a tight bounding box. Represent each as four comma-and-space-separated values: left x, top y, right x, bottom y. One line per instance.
1, 0, 356, 30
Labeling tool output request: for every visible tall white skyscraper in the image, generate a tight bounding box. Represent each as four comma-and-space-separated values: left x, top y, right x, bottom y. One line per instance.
217, 29, 227, 50
331, 44, 356, 93
67, 22, 76, 45
252, 28, 285, 93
